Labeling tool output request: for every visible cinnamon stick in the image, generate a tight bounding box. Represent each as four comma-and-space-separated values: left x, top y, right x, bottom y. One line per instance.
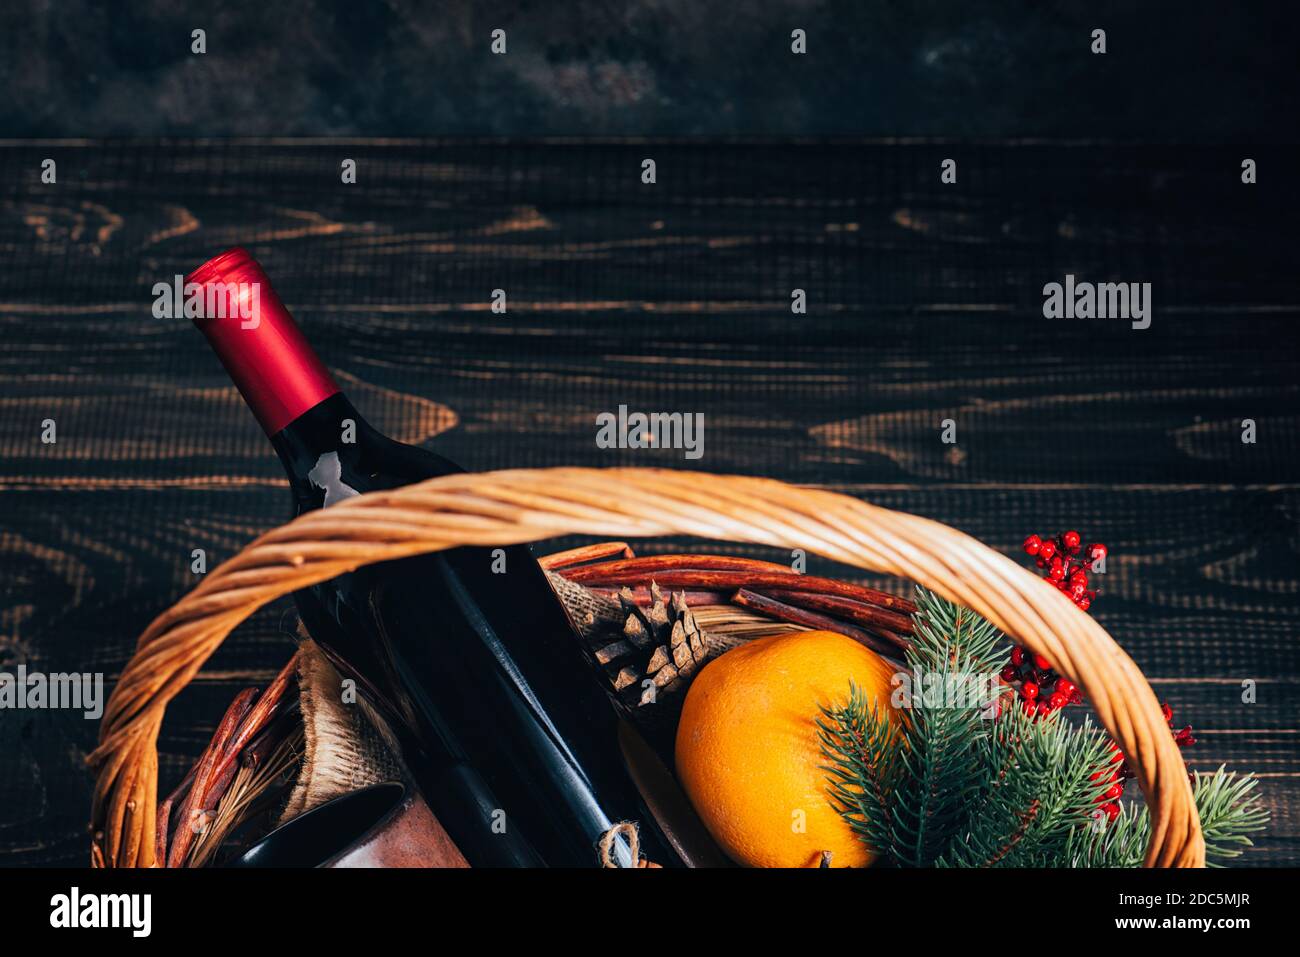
155, 765, 197, 865
873, 628, 910, 653
166, 687, 258, 867
539, 541, 636, 570
760, 589, 915, 636
162, 657, 301, 868
562, 554, 799, 582
240, 701, 302, 771
213, 653, 300, 778
198, 761, 240, 820
571, 565, 917, 616
732, 589, 907, 659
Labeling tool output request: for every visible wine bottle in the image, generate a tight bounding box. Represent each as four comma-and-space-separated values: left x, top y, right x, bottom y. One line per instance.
186, 247, 677, 867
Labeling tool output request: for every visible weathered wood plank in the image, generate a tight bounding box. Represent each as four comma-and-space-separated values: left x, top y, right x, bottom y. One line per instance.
0, 142, 1296, 865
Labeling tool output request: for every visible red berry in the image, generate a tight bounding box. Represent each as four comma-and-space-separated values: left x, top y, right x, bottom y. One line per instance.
1077, 597, 1091, 611
1036, 701, 1052, 716
1048, 564, 1065, 581
1070, 567, 1088, 585
1021, 681, 1039, 700
1038, 540, 1057, 561
1062, 530, 1081, 552
1011, 647, 1025, 666
1033, 653, 1052, 671
1104, 783, 1123, 800
1102, 802, 1121, 821
1023, 534, 1043, 556
1089, 543, 1108, 562
1054, 679, 1074, 697
1000, 665, 1018, 682
1049, 692, 1067, 709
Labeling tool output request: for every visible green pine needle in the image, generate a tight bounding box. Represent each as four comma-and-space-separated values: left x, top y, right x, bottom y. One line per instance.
887, 588, 1008, 865
938, 705, 1113, 867
907, 586, 1006, 677
1195, 766, 1270, 864
817, 588, 1269, 867
817, 682, 904, 859
1064, 767, 1269, 867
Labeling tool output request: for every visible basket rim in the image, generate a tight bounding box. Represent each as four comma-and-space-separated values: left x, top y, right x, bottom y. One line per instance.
87, 466, 1204, 868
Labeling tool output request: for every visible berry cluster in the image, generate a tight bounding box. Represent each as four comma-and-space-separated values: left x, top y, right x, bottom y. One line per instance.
1005, 528, 1196, 821
1091, 703, 1197, 821
1022, 530, 1106, 611
996, 529, 1106, 717
1000, 645, 1081, 717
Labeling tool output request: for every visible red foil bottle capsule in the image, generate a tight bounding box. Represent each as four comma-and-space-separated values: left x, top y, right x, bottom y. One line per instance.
186, 247, 340, 435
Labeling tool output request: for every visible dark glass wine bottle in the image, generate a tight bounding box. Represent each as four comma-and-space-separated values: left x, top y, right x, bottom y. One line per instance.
186, 247, 676, 867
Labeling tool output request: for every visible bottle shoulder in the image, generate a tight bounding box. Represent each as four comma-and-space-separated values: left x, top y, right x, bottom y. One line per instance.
272, 394, 462, 508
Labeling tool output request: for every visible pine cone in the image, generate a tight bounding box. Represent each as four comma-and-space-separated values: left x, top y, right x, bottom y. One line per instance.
597, 582, 712, 708
548, 571, 728, 761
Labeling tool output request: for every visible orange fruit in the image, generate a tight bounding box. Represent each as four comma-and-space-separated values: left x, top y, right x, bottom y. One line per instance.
674, 630, 899, 868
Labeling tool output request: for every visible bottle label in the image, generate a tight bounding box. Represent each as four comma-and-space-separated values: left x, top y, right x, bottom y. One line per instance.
307, 452, 361, 507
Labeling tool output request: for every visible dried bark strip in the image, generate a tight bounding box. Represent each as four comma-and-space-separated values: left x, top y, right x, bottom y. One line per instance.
733, 589, 906, 658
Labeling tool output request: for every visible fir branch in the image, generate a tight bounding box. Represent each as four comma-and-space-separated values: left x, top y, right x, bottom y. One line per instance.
888, 588, 1008, 865
890, 700, 983, 865
1064, 799, 1149, 868
937, 706, 1113, 867
817, 682, 904, 860
907, 586, 1005, 677
817, 586, 1269, 868
1063, 767, 1269, 868
984, 799, 1040, 865
1195, 766, 1269, 864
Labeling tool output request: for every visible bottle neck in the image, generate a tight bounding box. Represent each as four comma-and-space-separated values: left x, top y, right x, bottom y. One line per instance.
269, 393, 374, 510
187, 247, 340, 435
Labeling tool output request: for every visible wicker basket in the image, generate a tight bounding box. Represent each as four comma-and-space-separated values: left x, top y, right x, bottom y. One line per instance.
88, 467, 1204, 868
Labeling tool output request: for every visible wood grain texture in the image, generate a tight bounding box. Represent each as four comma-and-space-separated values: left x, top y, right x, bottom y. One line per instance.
0, 141, 1296, 866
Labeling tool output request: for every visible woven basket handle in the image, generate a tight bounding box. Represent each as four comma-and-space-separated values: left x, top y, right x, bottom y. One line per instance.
88, 467, 1204, 868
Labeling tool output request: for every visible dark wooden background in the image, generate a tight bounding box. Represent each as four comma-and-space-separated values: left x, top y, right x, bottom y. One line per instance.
5, 2, 1299, 139
0, 140, 1297, 866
